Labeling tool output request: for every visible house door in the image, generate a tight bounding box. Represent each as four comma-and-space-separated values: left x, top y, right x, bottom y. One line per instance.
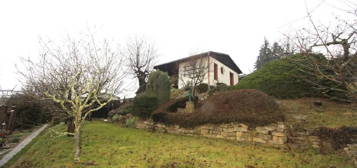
214, 63, 218, 81
230, 72, 234, 86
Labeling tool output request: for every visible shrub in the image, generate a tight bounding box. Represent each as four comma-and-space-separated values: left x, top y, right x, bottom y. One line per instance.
196, 83, 209, 93
154, 97, 189, 113
208, 83, 230, 95
170, 88, 186, 99
216, 82, 228, 89
107, 102, 134, 118
125, 116, 138, 128
233, 54, 320, 99
0, 137, 5, 147
152, 89, 284, 128
6, 94, 51, 129
146, 71, 171, 104
131, 95, 158, 119
111, 114, 121, 122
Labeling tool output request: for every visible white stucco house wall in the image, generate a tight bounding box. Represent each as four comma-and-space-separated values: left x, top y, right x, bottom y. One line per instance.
154, 51, 242, 89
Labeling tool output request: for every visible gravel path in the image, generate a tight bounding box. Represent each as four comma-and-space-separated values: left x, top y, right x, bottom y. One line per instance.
0, 124, 48, 167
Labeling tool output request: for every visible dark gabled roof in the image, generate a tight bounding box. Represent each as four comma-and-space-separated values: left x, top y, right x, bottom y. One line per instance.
154, 51, 242, 74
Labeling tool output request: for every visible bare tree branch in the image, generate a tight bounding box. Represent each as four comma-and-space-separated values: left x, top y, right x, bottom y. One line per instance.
124, 37, 157, 94
19, 33, 126, 162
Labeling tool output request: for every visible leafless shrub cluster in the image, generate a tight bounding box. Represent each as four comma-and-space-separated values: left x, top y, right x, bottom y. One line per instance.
287, 4, 357, 102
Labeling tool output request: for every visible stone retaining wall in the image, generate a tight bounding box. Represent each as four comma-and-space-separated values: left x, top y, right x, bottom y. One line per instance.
135, 121, 357, 166
344, 144, 357, 166
136, 121, 288, 146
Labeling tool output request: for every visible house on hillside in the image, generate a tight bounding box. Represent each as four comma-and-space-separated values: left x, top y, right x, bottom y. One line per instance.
154, 51, 242, 88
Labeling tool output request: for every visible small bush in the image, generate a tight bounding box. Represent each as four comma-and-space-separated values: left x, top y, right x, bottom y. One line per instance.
131, 95, 158, 119
146, 71, 171, 104
0, 137, 5, 147
170, 88, 186, 99
6, 94, 51, 129
208, 83, 230, 95
125, 116, 138, 128
107, 102, 134, 118
154, 97, 189, 113
196, 83, 209, 93
152, 89, 284, 128
111, 114, 121, 122
216, 83, 228, 89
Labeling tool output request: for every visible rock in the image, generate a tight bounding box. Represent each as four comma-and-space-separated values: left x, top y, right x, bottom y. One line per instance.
222, 132, 235, 137
256, 133, 271, 141
200, 129, 209, 135
312, 144, 320, 148
253, 137, 267, 143
236, 132, 251, 142
272, 132, 286, 137
292, 115, 307, 120
223, 127, 236, 133
255, 127, 269, 134
236, 124, 249, 132
277, 123, 286, 132
272, 136, 287, 145
343, 112, 353, 116
264, 125, 277, 132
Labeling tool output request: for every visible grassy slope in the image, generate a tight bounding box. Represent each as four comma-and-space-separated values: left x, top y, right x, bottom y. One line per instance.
6, 121, 354, 168
279, 98, 357, 129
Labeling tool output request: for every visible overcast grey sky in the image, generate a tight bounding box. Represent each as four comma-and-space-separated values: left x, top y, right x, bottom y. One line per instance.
0, 0, 354, 96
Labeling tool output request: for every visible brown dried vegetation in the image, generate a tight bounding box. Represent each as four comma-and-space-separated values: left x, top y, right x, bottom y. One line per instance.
312, 126, 357, 150
152, 89, 285, 128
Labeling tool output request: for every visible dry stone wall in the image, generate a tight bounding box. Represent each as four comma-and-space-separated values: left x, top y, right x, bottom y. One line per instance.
136, 121, 288, 146
135, 120, 357, 166
344, 144, 357, 166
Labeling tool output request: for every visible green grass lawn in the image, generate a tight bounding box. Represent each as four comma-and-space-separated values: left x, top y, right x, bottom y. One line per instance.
5, 121, 354, 168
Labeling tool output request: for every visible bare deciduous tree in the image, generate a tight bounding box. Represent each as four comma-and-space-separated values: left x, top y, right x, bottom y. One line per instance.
179, 56, 208, 97
291, 4, 357, 102
125, 38, 157, 94
19, 34, 126, 162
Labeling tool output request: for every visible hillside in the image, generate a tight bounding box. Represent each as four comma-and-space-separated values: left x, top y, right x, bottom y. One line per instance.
5, 121, 355, 168
279, 98, 357, 129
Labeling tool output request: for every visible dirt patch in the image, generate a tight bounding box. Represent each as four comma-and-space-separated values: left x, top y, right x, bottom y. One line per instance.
152, 89, 284, 128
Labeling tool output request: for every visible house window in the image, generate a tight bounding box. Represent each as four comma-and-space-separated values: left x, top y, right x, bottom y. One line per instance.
214, 63, 218, 80
221, 67, 224, 74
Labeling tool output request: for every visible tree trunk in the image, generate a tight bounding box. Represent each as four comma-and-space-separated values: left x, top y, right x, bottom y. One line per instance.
136, 73, 147, 94
67, 117, 75, 136
74, 127, 81, 162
